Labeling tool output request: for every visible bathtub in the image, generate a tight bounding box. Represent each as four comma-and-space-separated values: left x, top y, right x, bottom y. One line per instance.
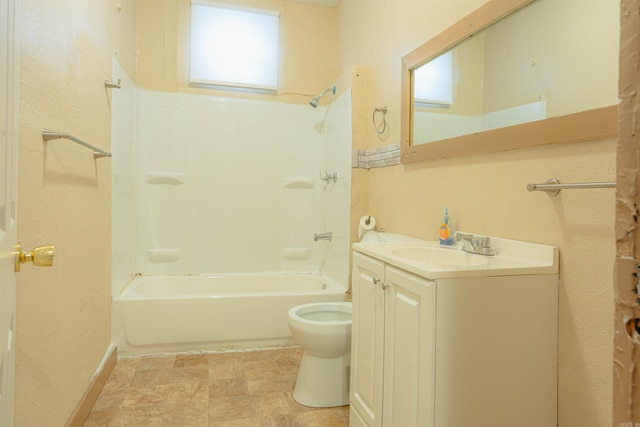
112, 273, 347, 356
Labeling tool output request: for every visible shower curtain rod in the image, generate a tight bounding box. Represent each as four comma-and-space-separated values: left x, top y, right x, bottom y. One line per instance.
42, 129, 112, 158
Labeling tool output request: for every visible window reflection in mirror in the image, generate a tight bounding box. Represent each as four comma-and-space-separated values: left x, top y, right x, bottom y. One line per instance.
414, 51, 453, 108
408, 0, 619, 147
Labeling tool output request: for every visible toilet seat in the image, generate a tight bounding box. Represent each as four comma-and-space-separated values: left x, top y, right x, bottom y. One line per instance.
289, 302, 352, 324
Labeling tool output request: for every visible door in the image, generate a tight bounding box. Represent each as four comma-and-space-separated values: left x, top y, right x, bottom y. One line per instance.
350, 252, 385, 427
0, 0, 19, 424
382, 266, 436, 427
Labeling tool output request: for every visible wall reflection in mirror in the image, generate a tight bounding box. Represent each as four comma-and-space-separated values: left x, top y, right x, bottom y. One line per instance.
411, 0, 619, 146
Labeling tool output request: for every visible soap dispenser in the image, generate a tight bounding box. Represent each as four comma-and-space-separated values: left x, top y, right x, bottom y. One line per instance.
439, 208, 455, 246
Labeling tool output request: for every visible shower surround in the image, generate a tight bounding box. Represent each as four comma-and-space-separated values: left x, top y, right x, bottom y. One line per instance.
111, 61, 352, 354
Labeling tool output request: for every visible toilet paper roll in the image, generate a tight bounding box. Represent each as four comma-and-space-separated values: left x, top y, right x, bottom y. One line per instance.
358, 215, 376, 240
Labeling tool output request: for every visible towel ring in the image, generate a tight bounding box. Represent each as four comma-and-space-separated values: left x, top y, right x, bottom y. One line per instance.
373, 107, 387, 134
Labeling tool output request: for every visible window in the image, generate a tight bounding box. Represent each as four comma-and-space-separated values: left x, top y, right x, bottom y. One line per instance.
413, 51, 453, 107
189, 1, 279, 91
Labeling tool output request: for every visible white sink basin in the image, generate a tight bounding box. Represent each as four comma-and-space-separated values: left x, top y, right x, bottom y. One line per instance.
391, 245, 489, 267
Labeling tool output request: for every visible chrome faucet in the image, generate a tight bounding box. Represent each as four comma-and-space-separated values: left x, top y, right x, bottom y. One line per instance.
456, 232, 495, 256
314, 232, 333, 242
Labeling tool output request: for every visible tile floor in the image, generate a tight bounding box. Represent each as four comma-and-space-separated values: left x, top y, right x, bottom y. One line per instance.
84, 347, 349, 427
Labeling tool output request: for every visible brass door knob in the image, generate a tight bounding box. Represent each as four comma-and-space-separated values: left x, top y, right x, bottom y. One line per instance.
15, 243, 55, 272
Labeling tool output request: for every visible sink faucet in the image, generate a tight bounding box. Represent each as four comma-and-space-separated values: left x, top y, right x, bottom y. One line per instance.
314, 232, 332, 242
456, 232, 495, 256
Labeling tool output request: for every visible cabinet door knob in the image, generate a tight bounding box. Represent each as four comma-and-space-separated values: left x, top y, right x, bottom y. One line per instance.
373, 277, 388, 290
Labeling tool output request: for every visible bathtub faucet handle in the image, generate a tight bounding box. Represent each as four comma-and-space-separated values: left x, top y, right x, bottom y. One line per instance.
314, 232, 332, 242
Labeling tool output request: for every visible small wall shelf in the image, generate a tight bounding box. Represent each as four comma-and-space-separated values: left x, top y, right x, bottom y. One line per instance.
283, 178, 315, 189
282, 248, 312, 260
145, 173, 184, 185
146, 249, 181, 263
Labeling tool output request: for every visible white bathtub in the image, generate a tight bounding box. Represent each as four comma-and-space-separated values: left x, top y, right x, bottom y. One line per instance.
113, 273, 347, 356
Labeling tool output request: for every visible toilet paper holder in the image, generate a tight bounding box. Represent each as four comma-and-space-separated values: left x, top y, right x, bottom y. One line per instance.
358, 215, 377, 240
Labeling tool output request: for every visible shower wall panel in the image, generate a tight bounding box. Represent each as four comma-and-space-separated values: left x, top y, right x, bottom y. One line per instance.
320, 89, 352, 286
135, 90, 328, 275
111, 59, 137, 298
136, 103, 186, 274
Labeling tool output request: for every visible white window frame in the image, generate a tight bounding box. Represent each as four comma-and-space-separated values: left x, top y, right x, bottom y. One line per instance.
189, 1, 280, 91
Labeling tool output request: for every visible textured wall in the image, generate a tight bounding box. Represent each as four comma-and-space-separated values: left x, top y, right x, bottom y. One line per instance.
16, 0, 135, 425
136, 0, 338, 101
338, 0, 616, 425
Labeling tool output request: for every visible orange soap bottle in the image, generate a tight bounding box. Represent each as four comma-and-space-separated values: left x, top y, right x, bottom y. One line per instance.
438, 208, 455, 245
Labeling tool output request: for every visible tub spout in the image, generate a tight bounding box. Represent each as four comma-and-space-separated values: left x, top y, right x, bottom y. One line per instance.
314, 232, 332, 242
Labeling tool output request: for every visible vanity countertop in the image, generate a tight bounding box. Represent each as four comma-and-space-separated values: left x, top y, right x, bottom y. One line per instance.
353, 235, 558, 280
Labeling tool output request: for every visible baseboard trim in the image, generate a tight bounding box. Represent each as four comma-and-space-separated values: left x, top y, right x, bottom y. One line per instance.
65, 344, 117, 427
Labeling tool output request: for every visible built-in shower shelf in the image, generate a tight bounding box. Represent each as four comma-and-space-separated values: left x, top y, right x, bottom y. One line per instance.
147, 248, 181, 263
146, 173, 184, 185
283, 178, 315, 189
282, 248, 312, 260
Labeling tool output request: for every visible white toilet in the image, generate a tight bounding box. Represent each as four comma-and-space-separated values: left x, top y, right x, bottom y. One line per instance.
287, 301, 352, 407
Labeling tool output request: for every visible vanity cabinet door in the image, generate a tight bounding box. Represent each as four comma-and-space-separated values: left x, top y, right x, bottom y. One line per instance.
350, 252, 386, 427
382, 266, 436, 427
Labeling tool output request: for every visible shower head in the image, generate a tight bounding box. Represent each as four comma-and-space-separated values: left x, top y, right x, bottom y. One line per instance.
309, 86, 336, 108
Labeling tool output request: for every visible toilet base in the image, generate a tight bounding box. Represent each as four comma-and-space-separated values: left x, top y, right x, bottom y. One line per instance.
293, 352, 350, 407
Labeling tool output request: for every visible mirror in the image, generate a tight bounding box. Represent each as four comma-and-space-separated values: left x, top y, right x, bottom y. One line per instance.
401, 0, 618, 163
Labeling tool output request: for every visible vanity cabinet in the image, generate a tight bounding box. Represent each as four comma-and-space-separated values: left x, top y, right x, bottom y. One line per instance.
349, 250, 558, 427
350, 251, 436, 427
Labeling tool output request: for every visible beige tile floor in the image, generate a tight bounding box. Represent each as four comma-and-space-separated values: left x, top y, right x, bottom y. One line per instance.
84, 347, 349, 427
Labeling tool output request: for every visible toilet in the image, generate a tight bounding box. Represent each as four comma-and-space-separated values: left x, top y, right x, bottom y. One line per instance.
287, 301, 352, 407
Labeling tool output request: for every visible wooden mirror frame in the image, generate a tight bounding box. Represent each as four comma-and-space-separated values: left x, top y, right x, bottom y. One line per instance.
400, 0, 618, 164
